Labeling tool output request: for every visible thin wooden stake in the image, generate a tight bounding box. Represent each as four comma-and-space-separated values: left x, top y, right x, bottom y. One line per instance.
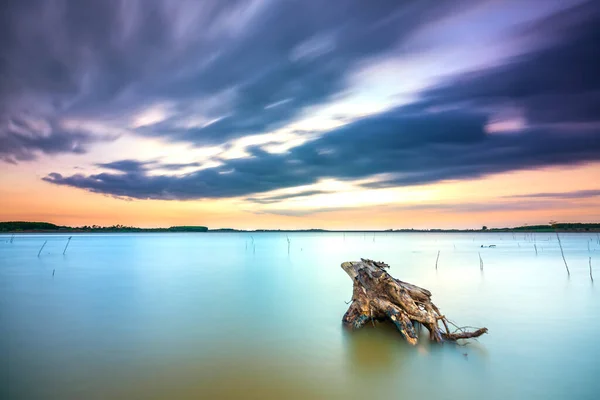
479, 252, 484, 270
556, 232, 570, 277
590, 257, 594, 282
38, 241, 47, 257
534, 244, 538, 256
435, 250, 440, 270
63, 236, 72, 255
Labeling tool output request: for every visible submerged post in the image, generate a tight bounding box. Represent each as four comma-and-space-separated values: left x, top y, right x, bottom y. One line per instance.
556, 232, 570, 277
38, 241, 47, 257
63, 236, 72, 255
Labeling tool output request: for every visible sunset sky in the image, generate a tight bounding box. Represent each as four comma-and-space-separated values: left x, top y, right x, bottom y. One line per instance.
1, 0, 599, 229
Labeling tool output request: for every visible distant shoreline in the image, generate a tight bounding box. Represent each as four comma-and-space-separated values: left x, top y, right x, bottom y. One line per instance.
2, 221, 599, 233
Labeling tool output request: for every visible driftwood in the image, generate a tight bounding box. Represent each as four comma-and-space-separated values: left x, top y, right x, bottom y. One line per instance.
342, 259, 488, 345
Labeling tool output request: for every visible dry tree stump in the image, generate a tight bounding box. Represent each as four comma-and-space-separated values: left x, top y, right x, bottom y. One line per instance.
342, 259, 488, 345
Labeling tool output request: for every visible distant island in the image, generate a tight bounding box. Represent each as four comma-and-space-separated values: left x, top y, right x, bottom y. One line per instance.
1, 221, 599, 233
0, 222, 208, 233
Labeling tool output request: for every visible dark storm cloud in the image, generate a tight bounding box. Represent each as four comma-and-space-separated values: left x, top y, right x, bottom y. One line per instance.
0, 0, 474, 162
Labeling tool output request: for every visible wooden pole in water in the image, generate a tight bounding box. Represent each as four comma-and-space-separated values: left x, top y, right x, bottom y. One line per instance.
555, 232, 570, 277
479, 252, 484, 270
534, 244, 538, 256
590, 257, 594, 283
38, 241, 47, 257
63, 236, 72, 255
435, 250, 440, 270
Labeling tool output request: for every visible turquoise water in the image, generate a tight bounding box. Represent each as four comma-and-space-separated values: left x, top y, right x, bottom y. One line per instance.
1, 232, 599, 399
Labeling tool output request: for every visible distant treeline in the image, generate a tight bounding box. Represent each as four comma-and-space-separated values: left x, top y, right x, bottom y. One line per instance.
489, 223, 600, 232
1, 221, 599, 233
0, 221, 207, 232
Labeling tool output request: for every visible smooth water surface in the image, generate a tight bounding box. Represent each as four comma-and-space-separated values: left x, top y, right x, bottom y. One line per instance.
2, 232, 599, 399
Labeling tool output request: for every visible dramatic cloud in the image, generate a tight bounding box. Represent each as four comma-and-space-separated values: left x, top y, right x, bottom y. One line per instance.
0, 0, 475, 162
4, 0, 598, 206
43, 104, 600, 200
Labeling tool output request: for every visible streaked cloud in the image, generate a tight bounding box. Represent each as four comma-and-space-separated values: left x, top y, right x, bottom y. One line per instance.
505, 189, 600, 200
42, 102, 600, 199
1, 0, 598, 225
0, 115, 116, 163
0, 0, 477, 161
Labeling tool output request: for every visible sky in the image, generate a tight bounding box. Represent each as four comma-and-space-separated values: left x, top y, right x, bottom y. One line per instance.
0, 0, 599, 229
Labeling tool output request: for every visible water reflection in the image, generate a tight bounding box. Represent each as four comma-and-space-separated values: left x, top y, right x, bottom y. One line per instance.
343, 324, 407, 373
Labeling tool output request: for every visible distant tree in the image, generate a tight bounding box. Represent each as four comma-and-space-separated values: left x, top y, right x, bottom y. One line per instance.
482, 226, 488, 231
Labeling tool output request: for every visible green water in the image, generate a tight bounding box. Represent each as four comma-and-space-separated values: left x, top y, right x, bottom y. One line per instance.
1, 232, 599, 399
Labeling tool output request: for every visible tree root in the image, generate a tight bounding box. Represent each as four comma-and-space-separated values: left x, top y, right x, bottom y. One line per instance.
341, 259, 488, 345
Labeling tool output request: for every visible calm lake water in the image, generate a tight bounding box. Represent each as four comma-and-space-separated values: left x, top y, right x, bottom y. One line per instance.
1, 232, 599, 399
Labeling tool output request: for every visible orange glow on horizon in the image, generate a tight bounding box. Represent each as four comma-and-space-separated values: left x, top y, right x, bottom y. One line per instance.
1, 161, 599, 230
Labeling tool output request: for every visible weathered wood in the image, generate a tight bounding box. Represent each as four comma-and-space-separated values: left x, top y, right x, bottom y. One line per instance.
341, 259, 488, 345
